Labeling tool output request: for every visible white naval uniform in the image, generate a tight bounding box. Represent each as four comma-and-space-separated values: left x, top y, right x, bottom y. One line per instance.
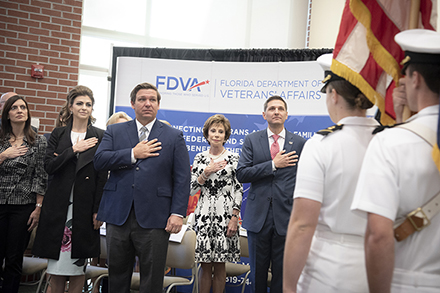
293, 116, 379, 293
352, 105, 440, 293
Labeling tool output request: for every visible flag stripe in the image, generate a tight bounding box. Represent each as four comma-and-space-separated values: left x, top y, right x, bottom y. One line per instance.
421, 0, 436, 30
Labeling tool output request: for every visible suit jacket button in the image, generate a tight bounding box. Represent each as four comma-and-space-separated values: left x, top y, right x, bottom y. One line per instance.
132, 184, 134, 188
85, 177, 89, 180
136, 167, 139, 171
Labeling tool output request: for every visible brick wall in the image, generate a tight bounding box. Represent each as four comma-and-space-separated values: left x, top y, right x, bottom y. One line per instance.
0, 0, 83, 133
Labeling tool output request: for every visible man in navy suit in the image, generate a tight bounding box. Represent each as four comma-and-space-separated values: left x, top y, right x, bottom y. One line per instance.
236, 96, 306, 293
94, 82, 191, 293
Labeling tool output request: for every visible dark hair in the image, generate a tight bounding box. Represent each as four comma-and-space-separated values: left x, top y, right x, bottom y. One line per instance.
408, 63, 440, 95
263, 95, 287, 111
0, 95, 36, 145
61, 85, 96, 125
327, 80, 374, 110
130, 82, 161, 104
202, 114, 232, 145
55, 108, 66, 128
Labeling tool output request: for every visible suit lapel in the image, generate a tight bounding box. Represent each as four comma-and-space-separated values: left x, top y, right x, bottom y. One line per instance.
126, 120, 139, 147
76, 126, 99, 173
259, 129, 272, 162
148, 120, 163, 140
283, 130, 296, 152
58, 125, 73, 151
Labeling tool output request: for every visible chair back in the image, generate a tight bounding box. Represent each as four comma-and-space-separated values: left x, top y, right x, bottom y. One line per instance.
239, 236, 249, 258
99, 235, 107, 260
166, 229, 196, 270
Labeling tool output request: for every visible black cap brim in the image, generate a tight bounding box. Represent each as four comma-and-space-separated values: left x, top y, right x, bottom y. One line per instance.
320, 70, 346, 93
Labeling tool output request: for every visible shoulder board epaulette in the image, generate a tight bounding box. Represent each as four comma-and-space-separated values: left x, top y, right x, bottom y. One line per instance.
316, 124, 343, 136
372, 122, 406, 134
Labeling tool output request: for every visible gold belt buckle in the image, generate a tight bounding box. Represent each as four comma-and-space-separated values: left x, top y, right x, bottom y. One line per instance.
407, 207, 430, 231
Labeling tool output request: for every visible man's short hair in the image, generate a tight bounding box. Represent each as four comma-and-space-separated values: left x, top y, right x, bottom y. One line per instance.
263, 95, 287, 112
407, 63, 440, 95
130, 83, 161, 104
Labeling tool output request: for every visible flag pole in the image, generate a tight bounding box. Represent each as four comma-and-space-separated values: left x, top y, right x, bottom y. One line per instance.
402, 0, 421, 121
409, 0, 421, 29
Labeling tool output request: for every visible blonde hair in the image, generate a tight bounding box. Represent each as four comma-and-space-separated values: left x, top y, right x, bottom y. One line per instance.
106, 111, 132, 127
160, 119, 171, 126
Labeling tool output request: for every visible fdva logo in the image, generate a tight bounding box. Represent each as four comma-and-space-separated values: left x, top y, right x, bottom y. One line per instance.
156, 76, 209, 92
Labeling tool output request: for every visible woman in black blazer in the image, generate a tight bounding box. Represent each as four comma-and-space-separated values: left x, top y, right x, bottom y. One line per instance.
33, 86, 107, 293
0, 95, 47, 293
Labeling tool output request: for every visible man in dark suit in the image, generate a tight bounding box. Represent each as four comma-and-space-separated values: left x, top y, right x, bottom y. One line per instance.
236, 96, 306, 293
94, 82, 191, 293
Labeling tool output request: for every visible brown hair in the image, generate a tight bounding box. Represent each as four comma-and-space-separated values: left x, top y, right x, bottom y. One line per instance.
263, 95, 288, 111
202, 114, 231, 145
407, 63, 440, 95
55, 108, 66, 128
327, 80, 373, 110
0, 95, 36, 145
130, 82, 161, 104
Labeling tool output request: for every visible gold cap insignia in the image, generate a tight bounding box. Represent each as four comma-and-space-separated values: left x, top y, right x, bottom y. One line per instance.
322, 74, 331, 84
400, 55, 411, 66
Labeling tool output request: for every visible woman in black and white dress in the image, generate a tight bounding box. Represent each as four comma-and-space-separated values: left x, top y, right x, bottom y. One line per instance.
190, 114, 243, 293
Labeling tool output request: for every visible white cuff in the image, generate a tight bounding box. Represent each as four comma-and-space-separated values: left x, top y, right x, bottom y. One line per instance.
131, 149, 136, 164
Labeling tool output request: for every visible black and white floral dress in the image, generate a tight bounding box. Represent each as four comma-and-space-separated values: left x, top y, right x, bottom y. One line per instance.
190, 150, 243, 263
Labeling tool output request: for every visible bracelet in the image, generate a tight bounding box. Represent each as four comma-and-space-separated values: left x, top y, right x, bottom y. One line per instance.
36, 203, 42, 208
231, 214, 239, 219
201, 171, 208, 180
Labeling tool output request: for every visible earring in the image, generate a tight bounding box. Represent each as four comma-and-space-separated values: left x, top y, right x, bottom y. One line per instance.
70, 111, 72, 115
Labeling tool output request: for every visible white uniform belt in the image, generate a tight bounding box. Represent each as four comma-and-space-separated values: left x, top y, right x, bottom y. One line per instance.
393, 268, 440, 288
314, 225, 363, 244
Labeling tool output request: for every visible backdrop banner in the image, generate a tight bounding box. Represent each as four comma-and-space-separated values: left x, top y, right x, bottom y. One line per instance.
114, 57, 332, 159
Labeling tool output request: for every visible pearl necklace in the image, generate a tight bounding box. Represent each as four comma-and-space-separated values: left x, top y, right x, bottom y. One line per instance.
209, 148, 226, 160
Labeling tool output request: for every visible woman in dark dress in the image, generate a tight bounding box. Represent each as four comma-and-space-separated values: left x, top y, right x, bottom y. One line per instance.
33, 85, 107, 293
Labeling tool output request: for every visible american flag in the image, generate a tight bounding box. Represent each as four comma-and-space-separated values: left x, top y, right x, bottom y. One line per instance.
330, 0, 437, 126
